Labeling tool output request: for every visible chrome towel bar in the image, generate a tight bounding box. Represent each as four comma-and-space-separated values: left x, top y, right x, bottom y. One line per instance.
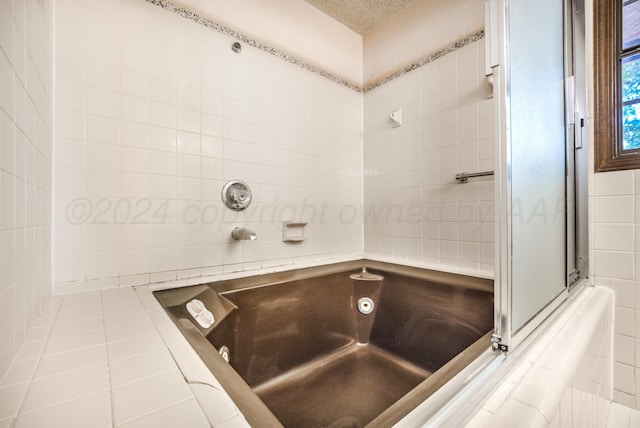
455, 170, 495, 183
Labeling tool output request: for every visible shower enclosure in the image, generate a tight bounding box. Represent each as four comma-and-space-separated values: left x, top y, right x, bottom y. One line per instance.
398, 2, 590, 423
487, 0, 588, 352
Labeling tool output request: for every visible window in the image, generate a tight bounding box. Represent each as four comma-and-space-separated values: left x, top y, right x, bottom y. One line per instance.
595, 0, 640, 171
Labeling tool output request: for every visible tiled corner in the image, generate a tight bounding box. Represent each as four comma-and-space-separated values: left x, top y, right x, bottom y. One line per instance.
363, 36, 493, 277
3, 287, 251, 428
0, 0, 54, 386
465, 287, 614, 427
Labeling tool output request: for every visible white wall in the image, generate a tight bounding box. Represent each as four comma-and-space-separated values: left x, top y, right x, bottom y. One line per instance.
0, 0, 53, 378
174, 0, 363, 87
53, 0, 363, 292
363, 0, 485, 86
363, 39, 494, 277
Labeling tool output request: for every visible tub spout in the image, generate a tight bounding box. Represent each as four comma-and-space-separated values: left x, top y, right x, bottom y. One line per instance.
231, 227, 257, 241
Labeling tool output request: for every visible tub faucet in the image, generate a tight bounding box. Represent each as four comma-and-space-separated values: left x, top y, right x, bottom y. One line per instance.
231, 227, 257, 241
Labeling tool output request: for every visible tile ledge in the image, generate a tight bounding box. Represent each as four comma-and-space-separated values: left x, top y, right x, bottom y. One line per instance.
473, 287, 614, 425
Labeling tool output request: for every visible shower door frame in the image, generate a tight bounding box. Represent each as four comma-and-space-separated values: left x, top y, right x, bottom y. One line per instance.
489, 0, 589, 354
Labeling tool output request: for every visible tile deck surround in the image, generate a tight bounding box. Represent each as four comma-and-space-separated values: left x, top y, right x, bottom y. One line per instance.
0, 287, 249, 428
0, 284, 629, 428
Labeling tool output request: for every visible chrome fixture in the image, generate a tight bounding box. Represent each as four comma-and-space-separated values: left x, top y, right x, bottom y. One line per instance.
455, 170, 495, 183
219, 345, 231, 363
349, 267, 384, 281
231, 227, 257, 241
222, 180, 252, 211
231, 42, 242, 53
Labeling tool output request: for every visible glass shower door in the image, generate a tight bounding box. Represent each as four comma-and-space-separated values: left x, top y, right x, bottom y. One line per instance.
509, 0, 567, 332
488, 0, 585, 351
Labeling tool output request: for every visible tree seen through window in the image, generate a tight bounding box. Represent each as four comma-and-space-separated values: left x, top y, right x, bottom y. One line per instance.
622, 0, 640, 149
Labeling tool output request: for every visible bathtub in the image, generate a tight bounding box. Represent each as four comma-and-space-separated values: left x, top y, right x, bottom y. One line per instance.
154, 260, 493, 427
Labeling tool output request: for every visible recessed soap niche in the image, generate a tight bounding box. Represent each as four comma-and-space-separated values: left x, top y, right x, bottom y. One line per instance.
282, 222, 307, 242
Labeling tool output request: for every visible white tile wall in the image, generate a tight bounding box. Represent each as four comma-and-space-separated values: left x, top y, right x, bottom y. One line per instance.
0, 0, 53, 381
363, 40, 494, 276
583, 0, 640, 408
53, 0, 363, 292
591, 167, 640, 407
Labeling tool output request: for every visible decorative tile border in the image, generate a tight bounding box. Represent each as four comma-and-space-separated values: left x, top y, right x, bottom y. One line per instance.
363, 30, 485, 93
145, 0, 483, 94
145, 0, 363, 92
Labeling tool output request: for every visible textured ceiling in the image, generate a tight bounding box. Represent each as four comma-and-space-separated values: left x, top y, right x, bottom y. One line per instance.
303, 0, 418, 35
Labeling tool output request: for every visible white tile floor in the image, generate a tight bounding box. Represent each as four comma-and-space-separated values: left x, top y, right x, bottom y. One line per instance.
0, 287, 249, 428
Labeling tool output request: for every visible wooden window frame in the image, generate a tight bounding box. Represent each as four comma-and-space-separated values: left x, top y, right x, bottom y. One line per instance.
594, 0, 640, 171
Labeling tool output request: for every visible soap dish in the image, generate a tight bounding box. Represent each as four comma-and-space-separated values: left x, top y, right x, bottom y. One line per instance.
282, 222, 307, 242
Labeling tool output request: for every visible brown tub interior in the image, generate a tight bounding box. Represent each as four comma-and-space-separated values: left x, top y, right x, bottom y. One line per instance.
154, 260, 493, 428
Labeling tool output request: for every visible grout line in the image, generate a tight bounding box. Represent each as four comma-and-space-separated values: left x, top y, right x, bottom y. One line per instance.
130, 287, 189, 382
11, 295, 62, 418
100, 289, 117, 428
27, 359, 107, 382
109, 367, 177, 390
12, 388, 111, 418
112, 397, 193, 427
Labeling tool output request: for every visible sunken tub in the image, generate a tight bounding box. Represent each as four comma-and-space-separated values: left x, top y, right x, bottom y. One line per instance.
154, 260, 493, 427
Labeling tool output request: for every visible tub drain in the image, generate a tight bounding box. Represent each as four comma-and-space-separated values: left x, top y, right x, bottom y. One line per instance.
357, 297, 375, 315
